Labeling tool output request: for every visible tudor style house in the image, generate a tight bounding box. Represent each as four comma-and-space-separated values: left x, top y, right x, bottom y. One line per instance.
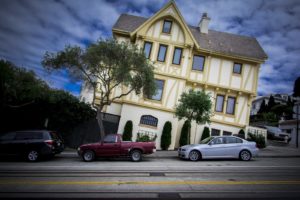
80, 1, 267, 149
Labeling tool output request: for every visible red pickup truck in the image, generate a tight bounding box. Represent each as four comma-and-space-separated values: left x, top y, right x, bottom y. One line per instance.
77, 134, 156, 162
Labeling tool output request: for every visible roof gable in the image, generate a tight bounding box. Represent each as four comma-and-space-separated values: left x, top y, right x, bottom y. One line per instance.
130, 1, 199, 48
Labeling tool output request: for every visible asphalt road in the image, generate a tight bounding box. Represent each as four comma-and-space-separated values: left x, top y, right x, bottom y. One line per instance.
0, 153, 300, 199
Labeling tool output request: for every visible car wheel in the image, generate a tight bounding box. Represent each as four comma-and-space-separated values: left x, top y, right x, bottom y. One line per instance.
240, 150, 251, 161
27, 150, 39, 162
82, 150, 95, 162
189, 150, 200, 161
130, 150, 142, 162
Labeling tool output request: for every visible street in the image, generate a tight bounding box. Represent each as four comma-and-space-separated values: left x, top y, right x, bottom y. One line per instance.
0, 152, 300, 199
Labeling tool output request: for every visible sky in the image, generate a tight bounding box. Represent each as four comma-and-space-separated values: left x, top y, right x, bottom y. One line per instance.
0, 0, 299, 97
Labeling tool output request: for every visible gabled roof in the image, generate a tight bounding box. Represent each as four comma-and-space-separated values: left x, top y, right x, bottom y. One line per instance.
113, 14, 267, 62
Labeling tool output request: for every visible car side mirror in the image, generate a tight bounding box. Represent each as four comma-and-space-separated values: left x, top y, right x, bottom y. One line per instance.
209, 141, 214, 145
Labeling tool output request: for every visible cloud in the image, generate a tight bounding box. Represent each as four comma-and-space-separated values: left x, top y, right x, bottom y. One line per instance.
0, 0, 299, 97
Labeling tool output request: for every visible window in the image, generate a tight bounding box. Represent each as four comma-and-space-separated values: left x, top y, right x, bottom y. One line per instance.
226, 137, 242, 144
192, 55, 205, 71
0, 132, 16, 141
103, 134, 117, 143
15, 132, 43, 140
143, 42, 152, 59
211, 137, 224, 144
211, 129, 220, 136
226, 97, 236, 115
215, 95, 224, 112
233, 63, 242, 74
140, 115, 158, 127
223, 131, 232, 136
162, 20, 172, 33
172, 47, 182, 65
157, 44, 168, 62
150, 79, 164, 101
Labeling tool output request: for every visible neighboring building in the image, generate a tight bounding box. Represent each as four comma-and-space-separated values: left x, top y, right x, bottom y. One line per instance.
279, 101, 300, 147
80, 1, 267, 149
251, 94, 292, 116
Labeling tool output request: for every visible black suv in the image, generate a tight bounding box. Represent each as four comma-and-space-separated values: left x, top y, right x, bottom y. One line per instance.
0, 130, 64, 161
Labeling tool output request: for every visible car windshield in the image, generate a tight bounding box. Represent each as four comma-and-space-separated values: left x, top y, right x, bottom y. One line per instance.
200, 136, 214, 144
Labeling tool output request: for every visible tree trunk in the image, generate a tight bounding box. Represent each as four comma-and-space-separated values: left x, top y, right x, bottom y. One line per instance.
188, 121, 191, 145
96, 108, 105, 142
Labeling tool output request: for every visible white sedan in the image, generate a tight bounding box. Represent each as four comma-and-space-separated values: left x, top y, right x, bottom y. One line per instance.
178, 136, 259, 161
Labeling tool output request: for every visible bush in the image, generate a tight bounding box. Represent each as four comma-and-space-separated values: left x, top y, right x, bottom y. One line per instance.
200, 126, 210, 142
247, 133, 266, 148
179, 120, 191, 146
161, 121, 172, 150
136, 132, 157, 142
122, 120, 133, 141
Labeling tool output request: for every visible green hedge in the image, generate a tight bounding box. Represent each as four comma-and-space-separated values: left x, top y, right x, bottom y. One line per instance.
122, 120, 133, 141
200, 126, 210, 142
247, 133, 266, 148
161, 121, 172, 150
179, 120, 190, 146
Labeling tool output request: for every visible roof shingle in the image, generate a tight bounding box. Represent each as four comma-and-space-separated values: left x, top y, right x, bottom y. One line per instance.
113, 14, 267, 61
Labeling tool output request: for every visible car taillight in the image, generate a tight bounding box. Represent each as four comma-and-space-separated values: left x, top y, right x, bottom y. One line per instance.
45, 140, 54, 146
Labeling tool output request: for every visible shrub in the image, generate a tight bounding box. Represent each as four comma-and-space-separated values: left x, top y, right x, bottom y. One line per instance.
247, 133, 266, 148
200, 126, 210, 142
179, 120, 191, 146
122, 120, 133, 141
161, 121, 172, 150
136, 132, 157, 142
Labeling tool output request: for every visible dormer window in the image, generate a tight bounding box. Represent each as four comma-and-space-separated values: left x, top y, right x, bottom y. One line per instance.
162, 20, 172, 34
233, 63, 242, 74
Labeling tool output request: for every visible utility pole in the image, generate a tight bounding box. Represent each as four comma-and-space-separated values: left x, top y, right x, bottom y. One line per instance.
296, 102, 299, 148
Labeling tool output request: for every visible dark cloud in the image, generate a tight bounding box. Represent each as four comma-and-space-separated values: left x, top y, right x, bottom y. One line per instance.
0, 0, 299, 96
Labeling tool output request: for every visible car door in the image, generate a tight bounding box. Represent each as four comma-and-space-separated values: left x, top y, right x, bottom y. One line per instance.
97, 135, 121, 156
205, 137, 227, 158
225, 137, 243, 158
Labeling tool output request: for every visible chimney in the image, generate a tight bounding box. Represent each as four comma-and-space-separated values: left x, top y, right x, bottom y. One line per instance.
198, 12, 210, 34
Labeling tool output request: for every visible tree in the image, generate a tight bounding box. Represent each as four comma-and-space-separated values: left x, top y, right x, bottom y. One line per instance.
42, 39, 156, 140
293, 76, 300, 97
175, 89, 212, 144
0, 60, 96, 145
161, 121, 172, 150
267, 95, 276, 111
122, 120, 133, 141
200, 126, 210, 142
179, 120, 190, 146
258, 99, 267, 114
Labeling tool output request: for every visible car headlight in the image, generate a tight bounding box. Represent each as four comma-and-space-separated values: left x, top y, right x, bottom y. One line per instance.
77, 147, 81, 151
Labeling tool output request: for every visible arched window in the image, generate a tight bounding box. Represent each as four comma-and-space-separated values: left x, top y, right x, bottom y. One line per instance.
140, 115, 158, 127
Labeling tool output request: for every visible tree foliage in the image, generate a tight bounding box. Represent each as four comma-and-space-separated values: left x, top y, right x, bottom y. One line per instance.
175, 89, 212, 144
122, 120, 133, 141
200, 126, 210, 142
293, 76, 300, 97
258, 99, 267, 114
160, 121, 172, 150
42, 38, 156, 140
267, 95, 276, 111
179, 120, 191, 146
0, 60, 96, 146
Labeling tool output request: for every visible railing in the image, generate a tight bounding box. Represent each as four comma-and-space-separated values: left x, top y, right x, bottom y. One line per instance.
246, 126, 267, 142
